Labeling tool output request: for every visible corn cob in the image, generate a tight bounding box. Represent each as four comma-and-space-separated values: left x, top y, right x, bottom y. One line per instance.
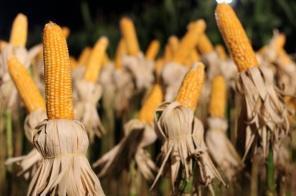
83, 37, 109, 82
173, 20, 206, 64
215, 44, 227, 60
9, 13, 28, 47
215, 3, 258, 72
189, 49, 201, 64
0, 40, 8, 52
43, 22, 73, 120
120, 17, 140, 56
62, 26, 70, 38
154, 58, 164, 76
271, 33, 286, 53
70, 56, 78, 69
196, 33, 214, 55
176, 63, 205, 111
278, 49, 294, 66
78, 47, 92, 66
164, 45, 173, 62
145, 40, 160, 61
8, 56, 45, 113
138, 84, 163, 123
168, 36, 179, 56
102, 52, 111, 65
209, 76, 226, 118
114, 39, 127, 69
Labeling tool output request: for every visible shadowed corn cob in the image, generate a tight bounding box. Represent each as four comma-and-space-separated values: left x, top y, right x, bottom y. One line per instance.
120, 17, 140, 56
215, 3, 258, 72
9, 13, 28, 47
8, 56, 45, 113
173, 20, 206, 64
215, 44, 227, 60
154, 58, 164, 76
138, 84, 163, 123
114, 39, 127, 69
197, 33, 214, 55
43, 22, 73, 120
271, 33, 286, 54
78, 47, 92, 66
176, 63, 205, 111
145, 40, 160, 61
62, 26, 70, 38
168, 36, 179, 56
83, 37, 109, 82
209, 76, 226, 118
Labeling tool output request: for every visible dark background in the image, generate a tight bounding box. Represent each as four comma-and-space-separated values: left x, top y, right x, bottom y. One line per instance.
1, 0, 295, 57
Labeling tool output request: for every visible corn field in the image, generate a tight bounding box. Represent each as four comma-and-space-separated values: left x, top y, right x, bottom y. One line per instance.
0, 1, 295, 196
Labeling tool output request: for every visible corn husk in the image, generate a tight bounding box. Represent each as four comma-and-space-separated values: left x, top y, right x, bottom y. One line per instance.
75, 80, 105, 140
162, 63, 188, 101
151, 102, 224, 190
122, 54, 154, 91
236, 66, 289, 159
5, 109, 46, 179
93, 119, 157, 181
28, 119, 104, 196
206, 117, 243, 181
113, 68, 135, 116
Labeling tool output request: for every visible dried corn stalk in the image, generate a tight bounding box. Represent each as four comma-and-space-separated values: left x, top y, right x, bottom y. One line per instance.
152, 63, 224, 191
28, 22, 104, 196
216, 3, 289, 159
94, 84, 163, 180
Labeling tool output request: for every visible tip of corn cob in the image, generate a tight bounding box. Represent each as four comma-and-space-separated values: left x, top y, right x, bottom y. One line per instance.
175, 63, 205, 111
215, 44, 227, 60
209, 75, 226, 118
43, 21, 74, 120
8, 56, 46, 113
197, 33, 214, 55
62, 26, 70, 39
215, 3, 258, 72
145, 40, 160, 61
9, 13, 28, 48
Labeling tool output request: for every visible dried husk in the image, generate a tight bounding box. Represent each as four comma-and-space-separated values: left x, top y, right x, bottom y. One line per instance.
28, 119, 104, 196
75, 80, 105, 140
161, 63, 188, 101
206, 117, 243, 181
236, 66, 289, 159
113, 68, 135, 116
275, 60, 296, 96
122, 53, 154, 91
93, 119, 157, 181
151, 102, 224, 190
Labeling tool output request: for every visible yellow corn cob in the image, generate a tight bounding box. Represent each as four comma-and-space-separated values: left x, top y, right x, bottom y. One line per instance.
120, 17, 140, 56
271, 33, 286, 53
0, 40, 8, 52
138, 84, 163, 123
9, 13, 28, 47
78, 47, 92, 66
189, 49, 200, 64
176, 63, 205, 111
8, 56, 45, 113
196, 33, 214, 55
168, 36, 179, 56
114, 39, 127, 69
62, 26, 70, 39
102, 52, 110, 65
215, 3, 258, 72
154, 58, 164, 76
278, 49, 294, 66
209, 76, 226, 118
83, 37, 109, 82
173, 20, 206, 64
43, 22, 73, 120
164, 45, 173, 62
215, 44, 227, 60
70, 56, 78, 69
145, 40, 160, 61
